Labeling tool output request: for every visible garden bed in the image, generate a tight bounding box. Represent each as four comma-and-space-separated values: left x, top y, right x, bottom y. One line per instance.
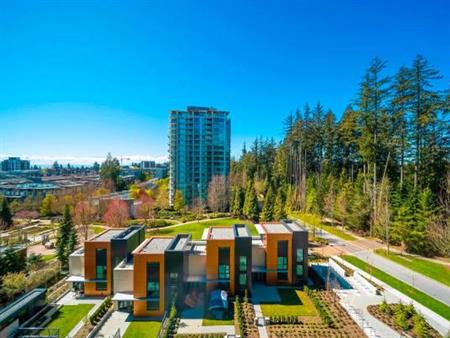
367, 302, 442, 338
266, 290, 366, 338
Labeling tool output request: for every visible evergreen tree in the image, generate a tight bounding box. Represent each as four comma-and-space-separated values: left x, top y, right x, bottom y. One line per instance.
56, 205, 77, 270
231, 186, 245, 217
243, 181, 259, 221
273, 188, 287, 221
260, 185, 275, 221
0, 198, 13, 228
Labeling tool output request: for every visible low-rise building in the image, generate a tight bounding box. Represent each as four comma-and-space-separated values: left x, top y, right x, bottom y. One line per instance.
0, 157, 30, 172
68, 220, 308, 318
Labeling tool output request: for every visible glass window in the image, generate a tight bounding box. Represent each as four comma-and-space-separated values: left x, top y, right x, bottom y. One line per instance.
297, 249, 304, 263
239, 256, 247, 271
169, 272, 178, 281
239, 273, 247, 286
296, 264, 304, 277
277, 257, 288, 270
96, 281, 107, 291
218, 265, 230, 280
147, 300, 159, 311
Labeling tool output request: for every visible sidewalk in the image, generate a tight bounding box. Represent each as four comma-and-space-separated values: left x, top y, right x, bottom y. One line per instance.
95, 311, 131, 338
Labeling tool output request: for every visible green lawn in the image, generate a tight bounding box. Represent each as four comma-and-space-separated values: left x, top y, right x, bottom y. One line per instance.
261, 288, 318, 317
123, 321, 161, 338
43, 304, 93, 338
291, 213, 356, 241
42, 254, 56, 262
90, 225, 106, 234
341, 255, 450, 321
374, 249, 450, 287
202, 318, 234, 326
147, 218, 257, 239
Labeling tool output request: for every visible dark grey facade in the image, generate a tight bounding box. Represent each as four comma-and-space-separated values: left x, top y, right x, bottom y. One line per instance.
233, 224, 252, 296
169, 106, 231, 206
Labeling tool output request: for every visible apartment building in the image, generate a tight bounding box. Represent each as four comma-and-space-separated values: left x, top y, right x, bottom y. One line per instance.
169, 106, 231, 206
68, 220, 308, 318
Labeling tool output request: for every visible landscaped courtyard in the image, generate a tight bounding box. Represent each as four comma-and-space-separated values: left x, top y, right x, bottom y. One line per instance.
147, 217, 258, 239
43, 304, 93, 338
261, 288, 318, 317
122, 320, 161, 338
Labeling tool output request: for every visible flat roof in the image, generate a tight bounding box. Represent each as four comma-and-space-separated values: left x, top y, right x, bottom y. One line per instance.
140, 237, 173, 254
235, 224, 250, 237
209, 227, 234, 240
0, 288, 46, 324
92, 229, 125, 241
167, 234, 191, 251
263, 223, 291, 234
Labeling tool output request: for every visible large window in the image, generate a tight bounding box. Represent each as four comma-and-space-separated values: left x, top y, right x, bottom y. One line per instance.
296, 249, 304, 278
147, 262, 160, 311
218, 247, 230, 281
96, 248, 107, 290
277, 240, 288, 281
239, 256, 247, 287
239, 256, 247, 271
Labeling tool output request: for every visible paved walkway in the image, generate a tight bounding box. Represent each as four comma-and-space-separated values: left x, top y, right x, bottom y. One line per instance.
335, 289, 401, 338
252, 304, 268, 338
301, 218, 450, 306
353, 250, 450, 305
95, 311, 131, 338
177, 302, 235, 335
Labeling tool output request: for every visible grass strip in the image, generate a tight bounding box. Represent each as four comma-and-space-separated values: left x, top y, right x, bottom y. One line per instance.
341, 255, 450, 321
374, 249, 450, 287
291, 213, 356, 241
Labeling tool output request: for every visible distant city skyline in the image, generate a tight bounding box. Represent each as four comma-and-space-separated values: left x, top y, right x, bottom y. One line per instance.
1, 1, 449, 161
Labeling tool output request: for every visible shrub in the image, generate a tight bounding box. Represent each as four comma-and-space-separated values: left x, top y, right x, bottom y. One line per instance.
89, 297, 112, 325
379, 299, 391, 315
413, 313, 429, 338
394, 306, 409, 331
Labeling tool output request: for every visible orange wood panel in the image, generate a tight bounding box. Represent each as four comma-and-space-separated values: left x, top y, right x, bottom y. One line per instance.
206, 238, 235, 294
265, 233, 292, 285
84, 241, 112, 296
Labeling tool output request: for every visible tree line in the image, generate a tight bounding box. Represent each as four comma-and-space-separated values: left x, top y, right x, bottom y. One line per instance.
230, 55, 449, 257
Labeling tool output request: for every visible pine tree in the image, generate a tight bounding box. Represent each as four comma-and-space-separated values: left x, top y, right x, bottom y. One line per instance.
260, 185, 275, 221
231, 186, 245, 217
0, 198, 13, 228
273, 188, 287, 221
56, 205, 77, 270
243, 181, 259, 221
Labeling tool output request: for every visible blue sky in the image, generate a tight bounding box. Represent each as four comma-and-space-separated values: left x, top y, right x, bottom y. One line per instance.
1, 0, 449, 164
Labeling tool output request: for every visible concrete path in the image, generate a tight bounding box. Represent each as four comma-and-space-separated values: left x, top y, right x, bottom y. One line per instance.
177, 318, 235, 335
353, 250, 450, 305
336, 289, 401, 338
95, 311, 131, 338
252, 304, 268, 338
301, 218, 450, 306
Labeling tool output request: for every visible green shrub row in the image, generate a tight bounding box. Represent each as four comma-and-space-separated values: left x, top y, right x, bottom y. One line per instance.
380, 301, 430, 337
174, 335, 225, 338
161, 303, 178, 338
305, 287, 335, 328
89, 297, 112, 325
268, 315, 301, 325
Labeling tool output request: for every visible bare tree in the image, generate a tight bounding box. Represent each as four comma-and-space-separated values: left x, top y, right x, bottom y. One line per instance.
207, 175, 229, 213
191, 197, 206, 222
74, 201, 97, 240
